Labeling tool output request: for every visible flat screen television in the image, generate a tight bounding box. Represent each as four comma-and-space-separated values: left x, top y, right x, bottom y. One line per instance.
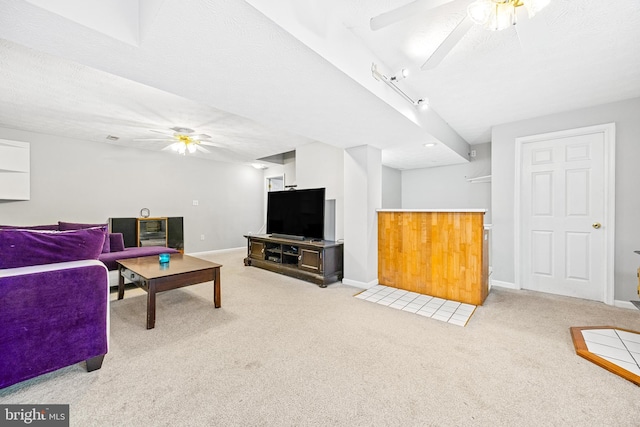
267, 188, 325, 240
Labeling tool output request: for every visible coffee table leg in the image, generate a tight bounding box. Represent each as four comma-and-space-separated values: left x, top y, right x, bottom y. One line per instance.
147, 282, 156, 329
214, 267, 221, 308
117, 267, 125, 300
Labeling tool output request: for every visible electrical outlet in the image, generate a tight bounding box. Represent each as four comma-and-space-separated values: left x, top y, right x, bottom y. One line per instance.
470, 150, 477, 158
200, 234, 205, 240
193, 200, 199, 206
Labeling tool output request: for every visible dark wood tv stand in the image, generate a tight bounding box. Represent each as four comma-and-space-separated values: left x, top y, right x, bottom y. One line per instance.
243, 234, 343, 287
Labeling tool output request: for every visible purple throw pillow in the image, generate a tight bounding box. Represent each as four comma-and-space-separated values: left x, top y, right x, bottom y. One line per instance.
58, 221, 110, 253
109, 233, 125, 252
0, 228, 106, 269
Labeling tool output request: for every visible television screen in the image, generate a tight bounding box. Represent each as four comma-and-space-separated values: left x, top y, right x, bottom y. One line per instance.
267, 188, 325, 240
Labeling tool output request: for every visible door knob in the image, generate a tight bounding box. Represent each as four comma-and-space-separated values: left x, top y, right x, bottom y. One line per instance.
592, 222, 602, 229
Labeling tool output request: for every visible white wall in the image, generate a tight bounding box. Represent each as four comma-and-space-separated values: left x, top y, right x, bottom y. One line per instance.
294, 142, 344, 240
0, 127, 265, 252
381, 165, 401, 209
491, 97, 640, 302
263, 151, 296, 188
401, 142, 492, 223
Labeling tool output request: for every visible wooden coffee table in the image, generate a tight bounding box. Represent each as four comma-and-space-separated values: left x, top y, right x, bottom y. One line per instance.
116, 254, 222, 329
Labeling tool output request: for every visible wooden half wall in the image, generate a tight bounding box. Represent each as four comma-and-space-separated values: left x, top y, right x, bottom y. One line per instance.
378, 210, 489, 305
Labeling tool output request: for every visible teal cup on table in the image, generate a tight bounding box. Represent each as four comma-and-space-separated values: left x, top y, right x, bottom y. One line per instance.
158, 253, 171, 264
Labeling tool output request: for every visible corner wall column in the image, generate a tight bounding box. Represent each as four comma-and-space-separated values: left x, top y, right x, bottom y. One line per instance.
342, 145, 381, 288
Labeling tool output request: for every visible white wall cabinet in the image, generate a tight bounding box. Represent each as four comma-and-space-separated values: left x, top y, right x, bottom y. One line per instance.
0, 139, 30, 200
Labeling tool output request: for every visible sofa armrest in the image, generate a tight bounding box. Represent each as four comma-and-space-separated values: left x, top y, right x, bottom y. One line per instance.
0, 260, 109, 389
0, 259, 108, 278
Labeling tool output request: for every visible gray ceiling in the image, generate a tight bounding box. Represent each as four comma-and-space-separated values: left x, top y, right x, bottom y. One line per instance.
0, 0, 638, 169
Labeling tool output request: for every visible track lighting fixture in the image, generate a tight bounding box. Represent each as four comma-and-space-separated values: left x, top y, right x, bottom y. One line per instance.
390, 68, 409, 82
371, 63, 426, 110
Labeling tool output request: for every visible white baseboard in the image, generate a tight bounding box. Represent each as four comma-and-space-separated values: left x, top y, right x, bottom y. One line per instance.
488, 280, 638, 310
614, 300, 638, 310
490, 279, 518, 290
342, 278, 378, 289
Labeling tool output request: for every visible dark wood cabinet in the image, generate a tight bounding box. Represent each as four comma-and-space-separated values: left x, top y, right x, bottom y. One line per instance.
109, 217, 184, 252
244, 235, 343, 287
299, 248, 321, 272
249, 240, 266, 260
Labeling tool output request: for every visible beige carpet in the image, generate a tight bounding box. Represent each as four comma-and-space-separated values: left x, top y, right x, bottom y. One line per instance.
2, 248, 640, 426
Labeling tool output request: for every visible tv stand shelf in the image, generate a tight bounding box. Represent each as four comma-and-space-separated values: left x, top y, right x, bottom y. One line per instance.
243, 234, 343, 287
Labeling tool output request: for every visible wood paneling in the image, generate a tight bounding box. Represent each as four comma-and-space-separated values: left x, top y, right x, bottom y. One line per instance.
378, 211, 488, 305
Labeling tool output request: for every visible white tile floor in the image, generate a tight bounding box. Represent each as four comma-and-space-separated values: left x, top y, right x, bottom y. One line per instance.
355, 285, 476, 327
581, 328, 640, 377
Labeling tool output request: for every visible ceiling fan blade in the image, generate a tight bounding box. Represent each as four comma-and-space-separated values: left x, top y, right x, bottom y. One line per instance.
170, 126, 195, 134
513, 7, 536, 52
199, 141, 224, 148
195, 145, 211, 153
161, 143, 177, 151
190, 134, 211, 139
149, 129, 174, 135
370, 0, 457, 31
420, 15, 474, 70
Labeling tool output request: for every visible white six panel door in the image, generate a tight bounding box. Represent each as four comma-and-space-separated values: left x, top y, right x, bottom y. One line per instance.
520, 131, 605, 301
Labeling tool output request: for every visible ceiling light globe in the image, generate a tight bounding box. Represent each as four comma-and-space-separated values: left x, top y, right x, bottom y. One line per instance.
487, 2, 516, 31
187, 143, 197, 154
468, 0, 492, 24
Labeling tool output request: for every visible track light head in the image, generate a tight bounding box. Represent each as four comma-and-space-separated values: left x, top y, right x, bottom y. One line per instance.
415, 98, 429, 110
390, 68, 409, 82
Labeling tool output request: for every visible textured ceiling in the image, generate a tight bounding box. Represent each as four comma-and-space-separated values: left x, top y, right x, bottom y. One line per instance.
0, 39, 313, 165
0, 0, 638, 170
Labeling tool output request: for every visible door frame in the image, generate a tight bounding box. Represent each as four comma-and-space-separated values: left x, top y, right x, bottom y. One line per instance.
266, 174, 285, 193
262, 174, 286, 233
514, 123, 616, 304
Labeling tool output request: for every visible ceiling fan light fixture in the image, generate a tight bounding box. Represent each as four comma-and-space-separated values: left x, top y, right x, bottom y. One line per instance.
467, 0, 492, 25
489, 2, 517, 31
187, 143, 197, 154
467, 0, 549, 31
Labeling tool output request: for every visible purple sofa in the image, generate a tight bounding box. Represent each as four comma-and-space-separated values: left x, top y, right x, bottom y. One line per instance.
0, 222, 178, 388
0, 227, 109, 389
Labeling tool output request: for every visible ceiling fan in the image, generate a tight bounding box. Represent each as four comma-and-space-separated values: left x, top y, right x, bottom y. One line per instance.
370, 0, 551, 70
134, 126, 222, 155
